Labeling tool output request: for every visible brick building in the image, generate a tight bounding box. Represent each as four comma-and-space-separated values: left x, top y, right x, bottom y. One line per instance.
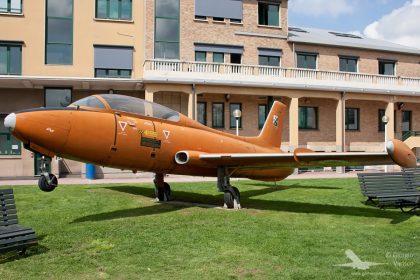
1, 0, 420, 178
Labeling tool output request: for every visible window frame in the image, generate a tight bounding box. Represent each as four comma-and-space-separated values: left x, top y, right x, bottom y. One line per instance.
339, 56, 358, 73
0, 43, 22, 75
95, 0, 132, 21
197, 101, 207, 125
212, 102, 225, 128
154, 0, 180, 60
95, 68, 132, 78
195, 51, 206, 62
378, 59, 396, 76
0, 115, 21, 156
258, 55, 280, 67
213, 52, 224, 63
229, 103, 242, 129
298, 106, 318, 130
258, 2, 280, 27
345, 107, 360, 131
0, 0, 22, 14
44, 87, 72, 107
296, 52, 317, 70
258, 104, 267, 130
45, 0, 74, 65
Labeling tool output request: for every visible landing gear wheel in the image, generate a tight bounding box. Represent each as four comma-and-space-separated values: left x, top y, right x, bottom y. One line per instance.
224, 191, 234, 209
232, 186, 240, 201
38, 174, 57, 192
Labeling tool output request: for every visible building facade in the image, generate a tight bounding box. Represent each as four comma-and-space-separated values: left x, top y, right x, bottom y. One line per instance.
1, 0, 420, 178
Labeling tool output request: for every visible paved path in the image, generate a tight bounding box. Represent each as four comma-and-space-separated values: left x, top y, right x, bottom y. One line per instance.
0, 171, 359, 186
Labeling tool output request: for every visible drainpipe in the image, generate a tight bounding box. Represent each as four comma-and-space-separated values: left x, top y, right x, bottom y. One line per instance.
192, 83, 197, 120
342, 91, 346, 153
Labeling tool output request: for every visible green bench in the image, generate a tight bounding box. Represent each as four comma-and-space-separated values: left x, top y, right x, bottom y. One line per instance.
357, 172, 420, 213
0, 188, 38, 255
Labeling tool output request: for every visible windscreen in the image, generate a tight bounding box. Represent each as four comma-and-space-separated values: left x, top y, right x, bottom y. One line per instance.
100, 94, 180, 122
70, 96, 106, 109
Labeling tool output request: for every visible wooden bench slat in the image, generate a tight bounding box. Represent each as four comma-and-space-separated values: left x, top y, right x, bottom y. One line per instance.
0, 189, 13, 195
0, 233, 37, 245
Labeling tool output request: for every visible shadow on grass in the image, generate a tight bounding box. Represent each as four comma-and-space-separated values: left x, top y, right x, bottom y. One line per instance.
72, 185, 415, 224
243, 182, 341, 190
0, 244, 49, 264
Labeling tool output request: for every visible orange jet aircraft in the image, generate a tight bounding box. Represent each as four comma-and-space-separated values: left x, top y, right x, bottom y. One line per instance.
3, 94, 417, 208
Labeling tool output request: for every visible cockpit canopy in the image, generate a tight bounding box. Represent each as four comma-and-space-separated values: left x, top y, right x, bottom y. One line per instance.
70, 94, 180, 122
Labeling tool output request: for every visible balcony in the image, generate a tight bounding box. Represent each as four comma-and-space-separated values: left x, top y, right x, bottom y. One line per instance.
143, 59, 420, 95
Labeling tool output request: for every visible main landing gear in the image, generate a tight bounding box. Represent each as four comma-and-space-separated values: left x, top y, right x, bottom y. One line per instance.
38, 156, 58, 192
154, 173, 171, 202
218, 167, 241, 209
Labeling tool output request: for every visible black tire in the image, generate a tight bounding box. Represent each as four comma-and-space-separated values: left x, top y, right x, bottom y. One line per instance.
224, 191, 234, 209
163, 182, 171, 201
38, 175, 57, 192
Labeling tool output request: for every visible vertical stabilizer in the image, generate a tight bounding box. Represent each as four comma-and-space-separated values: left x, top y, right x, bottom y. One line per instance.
257, 101, 287, 148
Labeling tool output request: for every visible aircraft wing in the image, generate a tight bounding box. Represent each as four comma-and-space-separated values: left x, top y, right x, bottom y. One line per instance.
175, 140, 417, 169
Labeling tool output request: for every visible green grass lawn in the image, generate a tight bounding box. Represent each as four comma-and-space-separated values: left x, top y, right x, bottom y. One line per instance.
1, 178, 419, 280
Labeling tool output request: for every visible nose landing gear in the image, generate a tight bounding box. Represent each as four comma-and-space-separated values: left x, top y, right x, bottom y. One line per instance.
154, 173, 171, 201
37, 156, 58, 192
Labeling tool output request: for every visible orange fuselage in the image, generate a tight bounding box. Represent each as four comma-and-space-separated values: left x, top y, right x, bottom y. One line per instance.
13, 106, 294, 181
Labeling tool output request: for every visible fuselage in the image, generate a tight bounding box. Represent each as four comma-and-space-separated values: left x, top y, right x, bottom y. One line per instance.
7, 95, 294, 181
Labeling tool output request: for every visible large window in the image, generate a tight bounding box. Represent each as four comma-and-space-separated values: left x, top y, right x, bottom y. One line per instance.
0, 44, 21, 75
45, 0, 73, 64
213, 52, 224, 63
258, 2, 279, 26
45, 88, 72, 107
339, 56, 358, 73
379, 60, 395, 75
96, 0, 132, 20
212, 102, 224, 128
345, 108, 359, 131
155, 0, 180, 59
402, 110, 412, 132
0, 116, 21, 155
0, 0, 22, 13
94, 46, 133, 78
197, 102, 207, 125
258, 104, 267, 129
195, 51, 206, 62
299, 107, 318, 129
259, 55, 280, 67
296, 53, 317, 69
195, 0, 243, 22
229, 103, 242, 129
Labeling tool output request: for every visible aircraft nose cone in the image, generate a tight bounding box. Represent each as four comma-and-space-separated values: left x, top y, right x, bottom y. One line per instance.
4, 113, 16, 131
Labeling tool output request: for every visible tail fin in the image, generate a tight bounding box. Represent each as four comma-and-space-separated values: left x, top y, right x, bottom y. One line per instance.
257, 101, 287, 147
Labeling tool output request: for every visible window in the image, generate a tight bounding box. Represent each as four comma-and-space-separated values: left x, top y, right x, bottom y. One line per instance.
258, 2, 279, 26
0, 116, 21, 155
230, 18, 241, 23
258, 104, 267, 129
0, 44, 21, 75
340, 57, 358, 73
299, 107, 318, 129
95, 69, 131, 78
402, 111, 412, 132
0, 0, 22, 13
195, 0, 242, 22
155, 0, 180, 59
213, 52, 224, 63
45, 88, 72, 107
195, 15, 206, 20
45, 0, 73, 65
296, 53, 317, 69
345, 108, 359, 131
94, 46, 133, 78
195, 51, 206, 62
379, 60, 395, 75
259, 55, 280, 67
230, 53, 241, 64
212, 102, 224, 128
229, 103, 242, 129
197, 102, 207, 125
96, 0, 132, 20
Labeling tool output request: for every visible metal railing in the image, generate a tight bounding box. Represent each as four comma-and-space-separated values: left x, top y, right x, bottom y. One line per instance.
402, 131, 420, 141
144, 59, 420, 88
